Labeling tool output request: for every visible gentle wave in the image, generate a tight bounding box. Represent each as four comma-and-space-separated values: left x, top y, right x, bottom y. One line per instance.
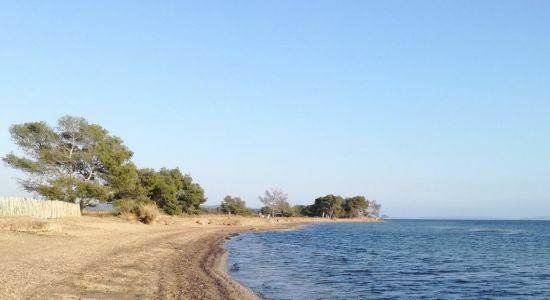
471, 228, 528, 235
226, 220, 550, 299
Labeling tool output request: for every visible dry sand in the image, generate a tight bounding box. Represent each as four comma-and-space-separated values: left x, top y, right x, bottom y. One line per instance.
0, 215, 378, 299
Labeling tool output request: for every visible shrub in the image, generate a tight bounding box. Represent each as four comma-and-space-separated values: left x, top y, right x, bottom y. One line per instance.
113, 200, 132, 214
136, 204, 159, 224
182, 206, 201, 215
113, 198, 159, 224
220, 196, 252, 216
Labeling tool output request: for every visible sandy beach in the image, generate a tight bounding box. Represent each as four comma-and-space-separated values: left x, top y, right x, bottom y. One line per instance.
0, 215, 377, 299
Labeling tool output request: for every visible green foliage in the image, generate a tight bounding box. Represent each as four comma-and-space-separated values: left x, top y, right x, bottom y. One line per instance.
278, 201, 295, 217
3, 116, 135, 209
139, 168, 181, 215
137, 167, 205, 215
113, 199, 139, 215
302, 195, 381, 218
177, 180, 206, 214
343, 196, 369, 218
220, 195, 251, 216
3, 116, 207, 213
292, 205, 308, 217
36, 177, 110, 210
296, 205, 314, 217
106, 162, 144, 200
308, 194, 344, 218
260, 206, 272, 216
259, 203, 294, 217
2, 154, 41, 172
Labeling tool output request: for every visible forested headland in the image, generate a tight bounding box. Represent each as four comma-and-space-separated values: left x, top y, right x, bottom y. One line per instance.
219, 188, 381, 219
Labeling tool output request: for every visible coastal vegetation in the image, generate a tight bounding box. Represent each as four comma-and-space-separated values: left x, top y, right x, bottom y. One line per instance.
112, 199, 160, 224
259, 188, 293, 217
298, 195, 381, 218
3, 116, 205, 220
226, 191, 381, 219
271, 194, 381, 219
3, 116, 381, 222
220, 196, 252, 216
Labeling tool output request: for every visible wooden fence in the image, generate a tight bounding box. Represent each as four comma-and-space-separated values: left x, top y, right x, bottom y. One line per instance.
0, 197, 81, 218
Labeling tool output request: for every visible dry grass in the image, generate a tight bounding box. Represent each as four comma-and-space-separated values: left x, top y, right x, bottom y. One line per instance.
82, 211, 113, 218
0, 218, 62, 234
113, 200, 160, 224
136, 204, 159, 224
118, 212, 138, 222
206, 218, 242, 226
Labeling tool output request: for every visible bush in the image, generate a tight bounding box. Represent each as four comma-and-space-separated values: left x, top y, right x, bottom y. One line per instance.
220, 196, 252, 216
113, 199, 138, 215
136, 204, 159, 224
113, 198, 159, 224
200, 207, 222, 215
182, 205, 201, 215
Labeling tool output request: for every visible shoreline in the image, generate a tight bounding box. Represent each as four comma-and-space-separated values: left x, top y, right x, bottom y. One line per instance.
0, 215, 379, 299
209, 217, 381, 299
213, 222, 306, 300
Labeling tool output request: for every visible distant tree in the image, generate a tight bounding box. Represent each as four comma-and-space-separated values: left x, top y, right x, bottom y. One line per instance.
260, 206, 272, 216
177, 176, 206, 215
278, 201, 294, 217
3, 116, 135, 210
367, 200, 381, 217
299, 205, 315, 217
259, 188, 290, 217
260, 204, 294, 217
311, 195, 344, 218
220, 195, 251, 216
344, 196, 369, 218
292, 205, 306, 217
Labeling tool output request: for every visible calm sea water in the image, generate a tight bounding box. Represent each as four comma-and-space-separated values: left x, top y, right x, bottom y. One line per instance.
225, 220, 550, 299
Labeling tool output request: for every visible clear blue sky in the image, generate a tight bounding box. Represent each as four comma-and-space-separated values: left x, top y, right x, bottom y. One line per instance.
1, 1, 549, 218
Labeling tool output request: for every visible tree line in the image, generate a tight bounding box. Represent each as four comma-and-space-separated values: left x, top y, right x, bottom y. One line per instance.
3, 116, 205, 216
219, 188, 382, 219
3, 116, 381, 221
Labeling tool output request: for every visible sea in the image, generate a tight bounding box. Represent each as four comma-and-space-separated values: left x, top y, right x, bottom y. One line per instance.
225, 220, 550, 299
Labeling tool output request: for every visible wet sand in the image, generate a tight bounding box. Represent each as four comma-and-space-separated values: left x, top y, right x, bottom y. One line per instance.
0, 215, 377, 299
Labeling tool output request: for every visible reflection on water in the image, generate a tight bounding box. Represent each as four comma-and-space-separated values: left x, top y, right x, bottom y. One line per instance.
226, 220, 550, 299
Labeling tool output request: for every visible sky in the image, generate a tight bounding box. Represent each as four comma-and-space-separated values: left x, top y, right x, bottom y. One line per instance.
1, 1, 549, 218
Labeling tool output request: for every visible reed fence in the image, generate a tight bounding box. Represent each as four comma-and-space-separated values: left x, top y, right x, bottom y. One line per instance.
0, 197, 81, 218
